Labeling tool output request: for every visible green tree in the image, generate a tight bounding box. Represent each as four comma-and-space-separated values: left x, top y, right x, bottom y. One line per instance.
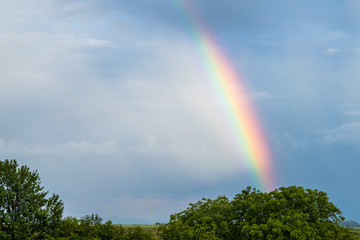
77, 213, 103, 238
158, 186, 357, 240
55, 215, 157, 240
158, 196, 232, 240
55, 216, 80, 239
126, 225, 156, 240
0, 159, 64, 239
96, 220, 126, 240
230, 186, 355, 239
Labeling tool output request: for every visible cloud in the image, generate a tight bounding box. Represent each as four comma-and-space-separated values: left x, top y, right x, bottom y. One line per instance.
127, 132, 243, 182
341, 110, 360, 117
314, 122, 360, 146
325, 48, 339, 55
251, 91, 275, 100
55, 35, 113, 48
2, 0, 360, 223
0, 138, 117, 156
131, 101, 169, 108
129, 134, 164, 155
273, 132, 307, 150
105, 195, 194, 223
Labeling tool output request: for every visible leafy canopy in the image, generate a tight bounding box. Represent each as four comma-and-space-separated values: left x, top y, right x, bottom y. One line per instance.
158, 186, 356, 240
0, 159, 64, 239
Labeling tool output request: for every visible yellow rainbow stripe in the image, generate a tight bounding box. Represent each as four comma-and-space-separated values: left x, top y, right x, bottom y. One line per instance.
172, 0, 275, 191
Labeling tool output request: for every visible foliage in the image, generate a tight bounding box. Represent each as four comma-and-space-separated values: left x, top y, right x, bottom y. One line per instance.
157, 196, 232, 240
0, 159, 157, 240
0, 159, 64, 239
1, 159, 356, 239
158, 186, 357, 240
55, 215, 156, 240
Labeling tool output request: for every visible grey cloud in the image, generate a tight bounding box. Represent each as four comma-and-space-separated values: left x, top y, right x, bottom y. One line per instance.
0, 26, 250, 220
315, 122, 360, 146
2, 0, 360, 223
0, 138, 117, 156
250, 91, 275, 101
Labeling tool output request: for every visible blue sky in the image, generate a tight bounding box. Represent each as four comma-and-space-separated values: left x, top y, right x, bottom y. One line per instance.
1, 0, 359, 224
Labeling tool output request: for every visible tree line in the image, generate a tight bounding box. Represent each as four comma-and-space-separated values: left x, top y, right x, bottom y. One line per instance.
0, 159, 357, 239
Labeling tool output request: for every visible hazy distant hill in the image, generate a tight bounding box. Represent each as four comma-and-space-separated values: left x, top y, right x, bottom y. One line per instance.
340, 220, 360, 227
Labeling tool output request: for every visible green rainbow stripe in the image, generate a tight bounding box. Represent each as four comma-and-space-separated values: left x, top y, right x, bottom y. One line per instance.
172, 0, 275, 191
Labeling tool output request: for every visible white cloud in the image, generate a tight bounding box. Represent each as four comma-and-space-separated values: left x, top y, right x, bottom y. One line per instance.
131, 101, 168, 107
325, 48, 339, 55
341, 110, 360, 116
315, 122, 360, 145
0, 0, 51, 32
128, 133, 243, 182
251, 91, 274, 100
0, 138, 117, 155
130, 134, 163, 155
55, 35, 113, 48
56, 1, 93, 14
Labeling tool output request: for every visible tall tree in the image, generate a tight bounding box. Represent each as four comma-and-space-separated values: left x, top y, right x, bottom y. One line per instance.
158, 196, 232, 240
158, 186, 357, 240
0, 159, 63, 239
230, 186, 354, 239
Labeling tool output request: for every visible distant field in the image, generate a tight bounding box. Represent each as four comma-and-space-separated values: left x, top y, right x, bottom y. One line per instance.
123, 224, 157, 230
123, 225, 158, 236
349, 227, 360, 238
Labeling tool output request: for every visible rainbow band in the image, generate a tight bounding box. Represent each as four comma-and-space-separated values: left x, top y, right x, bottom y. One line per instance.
172, 0, 275, 191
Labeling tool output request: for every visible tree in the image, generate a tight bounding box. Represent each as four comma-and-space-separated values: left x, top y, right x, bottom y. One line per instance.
55, 215, 156, 240
158, 196, 232, 240
230, 186, 355, 239
0, 159, 64, 239
158, 186, 357, 240
77, 213, 103, 238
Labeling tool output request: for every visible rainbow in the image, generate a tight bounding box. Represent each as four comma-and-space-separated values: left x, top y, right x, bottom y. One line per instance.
172, 0, 275, 191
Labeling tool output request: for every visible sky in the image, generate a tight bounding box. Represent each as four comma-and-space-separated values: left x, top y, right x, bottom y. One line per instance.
0, 0, 360, 224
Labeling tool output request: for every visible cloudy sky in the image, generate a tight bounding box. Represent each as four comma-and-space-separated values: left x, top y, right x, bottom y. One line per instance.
1, 0, 360, 224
